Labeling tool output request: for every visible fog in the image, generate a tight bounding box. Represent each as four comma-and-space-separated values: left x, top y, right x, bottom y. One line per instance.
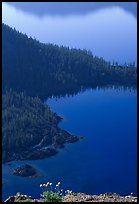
2, 2, 137, 64
5, 2, 137, 17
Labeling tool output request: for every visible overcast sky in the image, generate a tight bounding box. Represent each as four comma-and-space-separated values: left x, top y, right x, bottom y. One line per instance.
6, 2, 137, 17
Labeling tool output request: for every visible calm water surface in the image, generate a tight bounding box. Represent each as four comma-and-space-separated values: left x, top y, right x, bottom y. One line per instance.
2, 87, 137, 200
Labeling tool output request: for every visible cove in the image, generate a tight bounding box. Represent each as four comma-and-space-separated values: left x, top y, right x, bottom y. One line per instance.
2, 87, 137, 200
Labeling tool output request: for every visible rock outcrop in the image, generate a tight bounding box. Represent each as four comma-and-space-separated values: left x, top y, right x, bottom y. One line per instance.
4, 192, 137, 202
13, 164, 39, 178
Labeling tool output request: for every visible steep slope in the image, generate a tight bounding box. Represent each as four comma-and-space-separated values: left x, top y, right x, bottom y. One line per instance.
2, 23, 136, 98
2, 90, 79, 163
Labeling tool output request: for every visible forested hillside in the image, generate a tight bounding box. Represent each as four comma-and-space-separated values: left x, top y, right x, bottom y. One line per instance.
2, 90, 79, 162
2, 23, 136, 98
2, 23, 137, 163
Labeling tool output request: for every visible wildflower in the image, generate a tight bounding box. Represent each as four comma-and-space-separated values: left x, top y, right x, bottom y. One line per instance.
66, 190, 69, 194
66, 190, 72, 194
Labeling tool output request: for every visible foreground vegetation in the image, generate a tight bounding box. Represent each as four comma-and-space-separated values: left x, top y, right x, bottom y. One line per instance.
4, 182, 137, 202
2, 20, 137, 203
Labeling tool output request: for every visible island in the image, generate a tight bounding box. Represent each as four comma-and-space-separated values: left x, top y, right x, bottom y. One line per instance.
13, 164, 39, 178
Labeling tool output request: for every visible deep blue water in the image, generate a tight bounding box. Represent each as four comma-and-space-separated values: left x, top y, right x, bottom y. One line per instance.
2, 87, 137, 200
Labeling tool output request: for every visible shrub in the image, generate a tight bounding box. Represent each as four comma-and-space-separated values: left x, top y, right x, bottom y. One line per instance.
40, 182, 63, 202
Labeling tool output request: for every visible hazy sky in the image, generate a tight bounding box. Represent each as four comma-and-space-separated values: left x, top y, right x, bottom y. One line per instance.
2, 2, 137, 64
5, 2, 137, 17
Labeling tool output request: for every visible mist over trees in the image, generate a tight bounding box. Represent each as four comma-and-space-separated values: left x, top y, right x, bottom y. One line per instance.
2, 23, 136, 98
2, 23, 137, 162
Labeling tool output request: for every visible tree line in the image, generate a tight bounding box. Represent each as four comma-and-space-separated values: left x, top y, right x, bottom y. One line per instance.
2, 23, 136, 98
2, 23, 137, 162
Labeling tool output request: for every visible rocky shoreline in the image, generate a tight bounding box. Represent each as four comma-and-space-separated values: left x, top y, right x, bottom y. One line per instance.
4, 192, 137, 202
63, 193, 137, 202
2, 90, 82, 164
3, 128, 81, 163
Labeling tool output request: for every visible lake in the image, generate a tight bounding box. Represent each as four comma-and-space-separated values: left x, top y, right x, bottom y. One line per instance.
2, 87, 137, 200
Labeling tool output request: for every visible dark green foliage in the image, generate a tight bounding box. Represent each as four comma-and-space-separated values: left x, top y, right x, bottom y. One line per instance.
2, 23, 137, 163
2, 90, 79, 163
2, 23, 136, 98
2, 90, 64, 162
2, 90, 51, 161
41, 191, 62, 202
